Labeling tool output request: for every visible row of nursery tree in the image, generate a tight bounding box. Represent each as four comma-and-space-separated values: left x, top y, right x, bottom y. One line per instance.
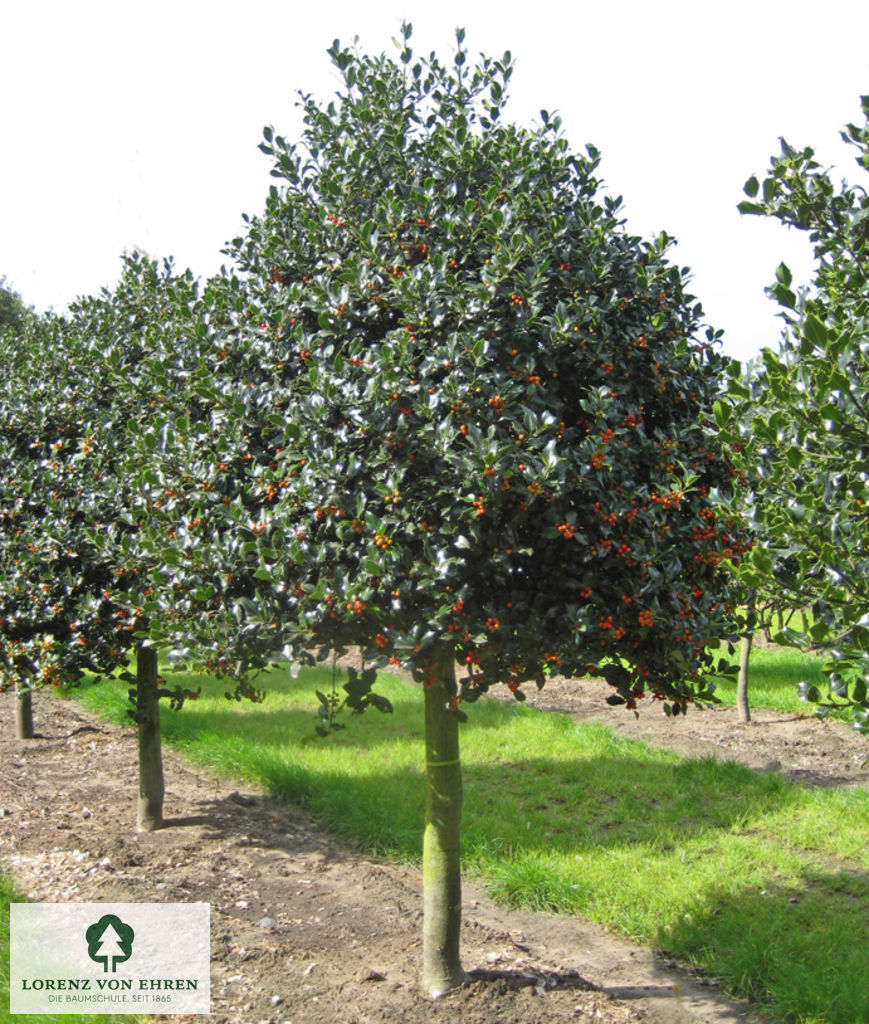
1, 26, 867, 994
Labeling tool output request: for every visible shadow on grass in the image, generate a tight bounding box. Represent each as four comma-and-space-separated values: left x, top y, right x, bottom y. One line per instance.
160, 733, 866, 1024
157, 702, 798, 847
664, 873, 869, 1024
65, 677, 867, 1024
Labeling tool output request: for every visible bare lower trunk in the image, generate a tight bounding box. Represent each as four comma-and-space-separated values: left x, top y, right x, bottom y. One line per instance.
136, 646, 164, 832
737, 595, 757, 724
15, 678, 34, 739
422, 645, 468, 997
737, 630, 752, 724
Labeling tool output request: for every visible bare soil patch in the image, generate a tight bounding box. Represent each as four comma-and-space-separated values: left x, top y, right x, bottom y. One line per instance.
1, 683, 865, 1024
505, 674, 869, 788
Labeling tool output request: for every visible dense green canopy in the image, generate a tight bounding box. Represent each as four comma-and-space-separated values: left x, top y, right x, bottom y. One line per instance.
77, 28, 749, 714
728, 95, 869, 731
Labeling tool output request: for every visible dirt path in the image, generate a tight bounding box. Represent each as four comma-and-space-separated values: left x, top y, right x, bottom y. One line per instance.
498, 674, 869, 788
1, 685, 865, 1024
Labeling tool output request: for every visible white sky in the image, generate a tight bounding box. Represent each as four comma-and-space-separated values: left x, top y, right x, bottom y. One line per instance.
2, 0, 867, 364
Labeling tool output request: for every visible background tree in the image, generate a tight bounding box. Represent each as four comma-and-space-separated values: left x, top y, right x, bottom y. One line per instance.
0, 257, 204, 825
118, 26, 747, 993
0, 310, 134, 738
714, 373, 815, 725
728, 93, 869, 733
0, 276, 29, 335
78, 253, 281, 708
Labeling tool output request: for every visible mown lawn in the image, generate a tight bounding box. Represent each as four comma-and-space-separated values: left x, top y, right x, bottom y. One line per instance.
66, 660, 869, 1024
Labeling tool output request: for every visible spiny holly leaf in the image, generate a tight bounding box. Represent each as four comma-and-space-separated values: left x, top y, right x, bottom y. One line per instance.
734, 92, 869, 734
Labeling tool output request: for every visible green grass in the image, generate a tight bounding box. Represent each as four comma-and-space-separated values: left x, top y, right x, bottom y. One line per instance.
64, 664, 869, 1024
714, 642, 832, 715
0, 869, 149, 1024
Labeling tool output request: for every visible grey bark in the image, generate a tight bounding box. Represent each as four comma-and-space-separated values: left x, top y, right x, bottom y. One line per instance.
14, 677, 34, 739
421, 645, 468, 996
737, 630, 753, 724
136, 646, 164, 831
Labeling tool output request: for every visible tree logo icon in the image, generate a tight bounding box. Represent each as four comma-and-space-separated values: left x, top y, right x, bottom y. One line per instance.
85, 914, 135, 972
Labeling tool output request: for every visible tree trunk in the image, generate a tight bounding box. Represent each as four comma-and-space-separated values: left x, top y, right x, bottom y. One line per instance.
737, 630, 752, 724
136, 646, 164, 832
14, 676, 34, 739
737, 593, 757, 724
421, 645, 468, 997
